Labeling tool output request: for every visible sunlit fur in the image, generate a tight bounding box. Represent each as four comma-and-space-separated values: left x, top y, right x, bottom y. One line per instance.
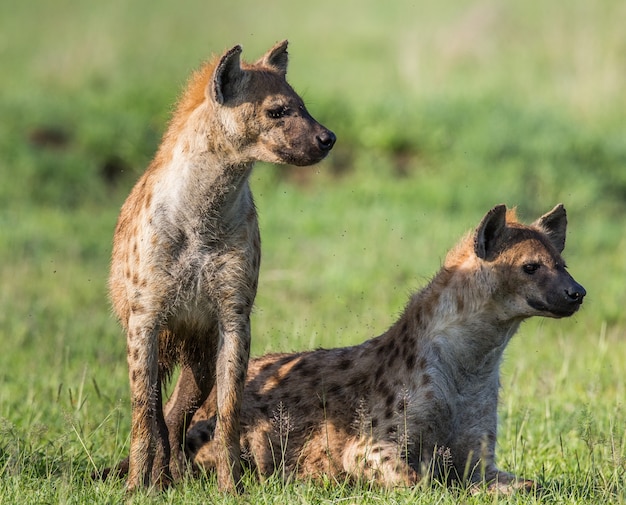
186, 204, 585, 493
107, 40, 334, 493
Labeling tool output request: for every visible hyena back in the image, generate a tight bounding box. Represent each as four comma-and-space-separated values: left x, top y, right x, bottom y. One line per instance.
186, 204, 585, 492
108, 40, 335, 492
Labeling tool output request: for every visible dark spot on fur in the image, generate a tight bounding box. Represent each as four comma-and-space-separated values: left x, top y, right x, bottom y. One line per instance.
425, 390, 434, 401
278, 355, 296, 366
133, 349, 139, 361
418, 357, 427, 370
385, 408, 394, 419
382, 455, 391, 463
338, 358, 351, 370
132, 273, 139, 286
200, 430, 211, 443
406, 354, 416, 370
347, 374, 367, 389
375, 365, 385, 383
291, 358, 307, 373
371, 417, 379, 428
399, 320, 408, 335
260, 361, 274, 374
260, 405, 270, 417
421, 374, 432, 386
387, 351, 397, 368
385, 393, 395, 408
131, 370, 137, 383
298, 365, 314, 378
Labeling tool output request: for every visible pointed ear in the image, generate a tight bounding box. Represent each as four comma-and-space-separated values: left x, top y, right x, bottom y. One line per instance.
211, 45, 245, 105
256, 39, 288, 76
533, 203, 567, 252
474, 204, 507, 260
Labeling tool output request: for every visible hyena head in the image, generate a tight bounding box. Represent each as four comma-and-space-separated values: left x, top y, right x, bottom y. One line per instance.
470, 203, 586, 320
209, 40, 335, 165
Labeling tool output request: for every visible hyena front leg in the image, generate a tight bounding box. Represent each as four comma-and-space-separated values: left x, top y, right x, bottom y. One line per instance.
463, 436, 536, 494
469, 470, 536, 495
342, 438, 419, 487
213, 312, 251, 492
126, 315, 170, 491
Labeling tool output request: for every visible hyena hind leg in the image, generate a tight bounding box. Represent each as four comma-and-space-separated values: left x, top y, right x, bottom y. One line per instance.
341, 438, 419, 487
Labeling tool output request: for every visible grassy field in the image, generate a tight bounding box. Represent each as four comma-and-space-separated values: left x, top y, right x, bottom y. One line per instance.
1, 0, 625, 503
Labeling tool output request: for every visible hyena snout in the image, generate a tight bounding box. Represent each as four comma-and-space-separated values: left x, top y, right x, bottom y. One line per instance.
564, 278, 586, 305
315, 128, 336, 153
288, 122, 335, 166
277, 110, 335, 166
540, 274, 586, 317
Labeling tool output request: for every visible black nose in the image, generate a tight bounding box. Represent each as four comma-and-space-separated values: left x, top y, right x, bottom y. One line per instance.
566, 282, 586, 303
316, 130, 336, 152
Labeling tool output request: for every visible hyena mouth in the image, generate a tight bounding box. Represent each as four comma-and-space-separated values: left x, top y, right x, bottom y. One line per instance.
281, 148, 331, 166
527, 297, 584, 317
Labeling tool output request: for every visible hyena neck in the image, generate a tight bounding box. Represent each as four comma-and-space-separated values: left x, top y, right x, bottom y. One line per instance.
387, 266, 521, 376
152, 127, 256, 227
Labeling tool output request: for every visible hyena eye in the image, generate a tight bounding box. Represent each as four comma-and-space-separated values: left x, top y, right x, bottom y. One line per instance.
267, 106, 288, 119
523, 263, 541, 274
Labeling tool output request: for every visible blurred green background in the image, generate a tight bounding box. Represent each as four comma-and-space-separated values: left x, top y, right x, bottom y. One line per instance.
0, 0, 625, 503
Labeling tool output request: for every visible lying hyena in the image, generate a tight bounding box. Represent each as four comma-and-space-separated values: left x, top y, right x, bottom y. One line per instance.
186, 204, 585, 492
108, 40, 335, 492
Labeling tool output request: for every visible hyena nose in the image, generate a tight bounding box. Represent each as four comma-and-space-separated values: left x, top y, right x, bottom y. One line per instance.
566, 282, 586, 303
316, 130, 336, 152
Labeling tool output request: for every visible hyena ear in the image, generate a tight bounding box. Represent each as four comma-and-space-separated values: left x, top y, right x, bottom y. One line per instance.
256, 39, 289, 76
474, 204, 507, 260
533, 203, 567, 253
211, 44, 246, 105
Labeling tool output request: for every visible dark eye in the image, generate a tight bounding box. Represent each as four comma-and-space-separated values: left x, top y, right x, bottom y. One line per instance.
523, 263, 541, 274
267, 106, 288, 119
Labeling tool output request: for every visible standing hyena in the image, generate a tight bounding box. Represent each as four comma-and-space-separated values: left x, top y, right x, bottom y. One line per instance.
186, 204, 585, 492
108, 40, 335, 492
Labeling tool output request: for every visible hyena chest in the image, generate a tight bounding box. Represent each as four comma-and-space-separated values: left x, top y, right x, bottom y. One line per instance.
403, 373, 499, 467
163, 221, 259, 325
391, 371, 483, 441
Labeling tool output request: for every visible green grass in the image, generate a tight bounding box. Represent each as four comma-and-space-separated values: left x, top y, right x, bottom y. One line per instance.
1, 0, 626, 503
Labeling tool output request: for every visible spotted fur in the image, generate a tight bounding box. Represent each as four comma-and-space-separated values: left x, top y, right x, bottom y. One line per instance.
186, 204, 585, 493
107, 40, 335, 492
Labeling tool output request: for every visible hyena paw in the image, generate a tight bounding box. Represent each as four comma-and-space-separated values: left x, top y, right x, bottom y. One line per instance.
473, 471, 538, 495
